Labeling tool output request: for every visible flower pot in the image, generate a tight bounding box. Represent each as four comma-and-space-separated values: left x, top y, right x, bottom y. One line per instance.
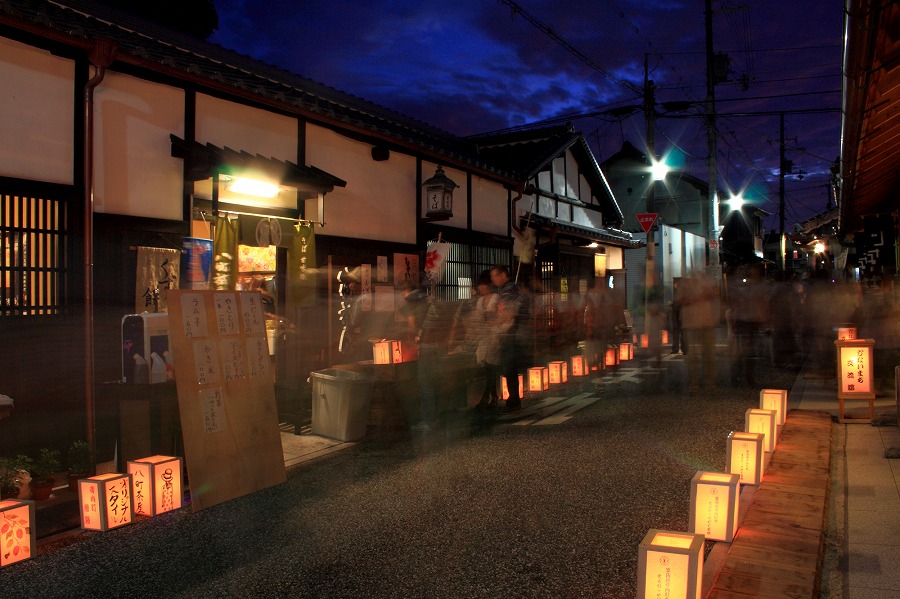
29, 477, 55, 501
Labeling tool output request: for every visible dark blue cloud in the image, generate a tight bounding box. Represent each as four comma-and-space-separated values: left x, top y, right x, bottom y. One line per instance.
210, 0, 842, 229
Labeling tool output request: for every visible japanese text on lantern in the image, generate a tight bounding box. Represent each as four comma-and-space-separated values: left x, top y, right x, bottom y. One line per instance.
192, 340, 221, 385
841, 346, 871, 393
180, 293, 209, 337
133, 469, 146, 516
200, 387, 227, 434
222, 339, 247, 382
83, 485, 98, 526
240, 292, 266, 334
107, 478, 131, 526
214, 293, 239, 335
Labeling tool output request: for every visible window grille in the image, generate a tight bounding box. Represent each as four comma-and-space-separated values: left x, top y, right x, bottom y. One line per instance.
1, 193, 66, 315
433, 241, 509, 303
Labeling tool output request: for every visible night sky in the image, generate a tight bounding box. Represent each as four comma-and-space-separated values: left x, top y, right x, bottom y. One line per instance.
209, 0, 843, 233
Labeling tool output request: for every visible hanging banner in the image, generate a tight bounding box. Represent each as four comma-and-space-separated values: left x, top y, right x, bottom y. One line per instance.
394, 253, 419, 288
213, 216, 239, 290
423, 240, 451, 286
287, 223, 316, 308
183, 237, 213, 290
135, 246, 180, 313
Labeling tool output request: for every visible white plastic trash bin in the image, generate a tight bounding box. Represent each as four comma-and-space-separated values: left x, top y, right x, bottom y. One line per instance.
310, 368, 375, 441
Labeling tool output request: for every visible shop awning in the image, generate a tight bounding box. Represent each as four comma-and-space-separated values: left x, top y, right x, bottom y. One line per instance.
522, 212, 642, 248
170, 135, 346, 198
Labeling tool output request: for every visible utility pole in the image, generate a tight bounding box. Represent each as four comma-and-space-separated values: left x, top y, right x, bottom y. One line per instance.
644, 54, 656, 301
779, 112, 787, 270
705, 0, 720, 274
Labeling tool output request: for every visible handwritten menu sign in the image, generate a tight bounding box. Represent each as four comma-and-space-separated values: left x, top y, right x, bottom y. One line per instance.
199, 387, 227, 433
167, 290, 286, 512
214, 293, 240, 335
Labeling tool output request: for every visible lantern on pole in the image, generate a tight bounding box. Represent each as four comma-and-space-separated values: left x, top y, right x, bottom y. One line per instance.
726, 431, 764, 485
127, 455, 184, 517
421, 165, 458, 220
835, 338, 876, 423
689, 471, 741, 542
637, 529, 704, 599
0, 499, 35, 566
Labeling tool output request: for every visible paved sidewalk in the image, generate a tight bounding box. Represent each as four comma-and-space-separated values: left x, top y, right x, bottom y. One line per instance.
792, 370, 900, 598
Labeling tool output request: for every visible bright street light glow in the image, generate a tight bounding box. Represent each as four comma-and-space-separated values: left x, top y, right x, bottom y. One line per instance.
650, 159, 668, 181
728, 193, 745, 211
814, 242, 825, 253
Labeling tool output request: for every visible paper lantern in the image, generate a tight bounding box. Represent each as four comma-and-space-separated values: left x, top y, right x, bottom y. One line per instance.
689, 471, 741, 542
605, 346, 620, 367
372, 339, 403, 364
500, 375, 524, 400
548, 361, 568, 384
836, 326, 857, 341
726, 431, 764, 485
759, 389, 788, 426
835, 338, 876, 422
0, 499, 35, 566
745, 408, 777, 453
570, 354, 587, 377
618, 342, 634, 361
79, 473, 134, 531
637, 529, 704, 599
127, 455, 184, 517
640, 333, 649, 348
527, 367, 549, 391
661, 329, 669, 344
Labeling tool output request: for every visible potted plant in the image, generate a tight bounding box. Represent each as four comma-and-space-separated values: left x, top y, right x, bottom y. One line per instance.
0, 455, 32, 500
28, 448, 61, 501
66, 440, 94, 493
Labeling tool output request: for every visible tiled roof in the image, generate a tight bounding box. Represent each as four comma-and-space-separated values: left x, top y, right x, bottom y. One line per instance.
0, 0, 513, 180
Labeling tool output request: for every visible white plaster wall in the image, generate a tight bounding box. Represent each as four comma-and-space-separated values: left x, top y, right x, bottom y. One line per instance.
552, 156, 566, 196
306, 124, 416, 243
196, 94, 297, 161
565, 151, 578, 198
572, 206, 603, 229
93, 72, 184, 219
0, 37, 74, 184
607, 246, 623, 270
470, 176, 508, 236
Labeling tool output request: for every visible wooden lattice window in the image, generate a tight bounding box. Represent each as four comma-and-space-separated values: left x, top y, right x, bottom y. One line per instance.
1, 192, 66, 315
432, 241, 510, 302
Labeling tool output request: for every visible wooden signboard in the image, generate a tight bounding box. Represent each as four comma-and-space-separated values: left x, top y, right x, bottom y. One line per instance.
167, 290, 286, 511
834, 338, 876, 423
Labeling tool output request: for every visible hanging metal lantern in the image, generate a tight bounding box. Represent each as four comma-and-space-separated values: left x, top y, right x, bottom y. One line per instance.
422, 165, 458, 220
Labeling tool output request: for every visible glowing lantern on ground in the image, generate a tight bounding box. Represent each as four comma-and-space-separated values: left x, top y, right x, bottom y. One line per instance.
605, 346, 620, 367
745, 408, 777, 453
726, 431, 764, 485
619, 342, 634, 361
127, 455, 184, 517
372, 339, 403, 364
0, 500, 35, 566
500, 375, 524, 400
640, 333, 649, 348
570, 355, 587, 377
689, 471, 741, 542
79, 473, 134, 531
548, 361, 568, 384
759, 389, 788, 426
836, 326, 857, 341
527, 367, 549, 391
835, 338, 876, 423
637, 529, 704, 599
661, 329, 669, 344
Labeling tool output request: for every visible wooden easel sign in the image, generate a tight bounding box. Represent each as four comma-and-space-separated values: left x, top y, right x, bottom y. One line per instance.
167, 290, 286, 511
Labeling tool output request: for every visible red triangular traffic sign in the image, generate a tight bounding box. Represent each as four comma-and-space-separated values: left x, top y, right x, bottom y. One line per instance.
636, 212, 658, 234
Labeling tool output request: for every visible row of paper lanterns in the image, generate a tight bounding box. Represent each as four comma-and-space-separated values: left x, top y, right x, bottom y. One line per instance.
1, 455, 183, 567
637, 388, 788, 598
